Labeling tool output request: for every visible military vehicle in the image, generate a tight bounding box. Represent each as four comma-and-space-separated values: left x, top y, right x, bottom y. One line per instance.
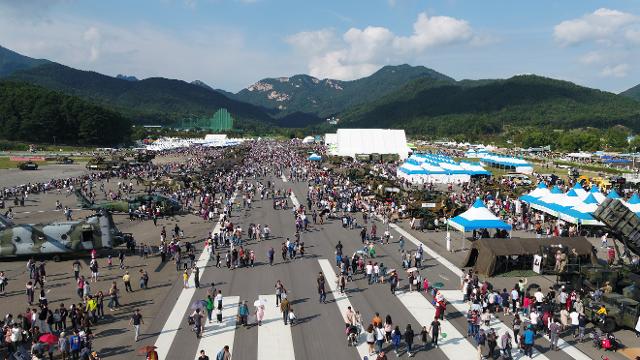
74, 189, 182, 215
55, 156, 74, 164
577, 197, 640, 331
17, 161, 38, 170
0, 212, 131, 260
86, 157, 118, 170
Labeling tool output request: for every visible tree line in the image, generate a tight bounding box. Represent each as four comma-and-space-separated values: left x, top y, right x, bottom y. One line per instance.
0, 81, 131, 145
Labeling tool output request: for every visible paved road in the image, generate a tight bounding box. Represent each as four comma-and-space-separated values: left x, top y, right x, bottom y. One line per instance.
0, 171, 629, 359
138, 174, 622, 360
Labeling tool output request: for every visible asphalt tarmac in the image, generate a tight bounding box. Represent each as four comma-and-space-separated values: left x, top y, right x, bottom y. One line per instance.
1, 166, 635, 360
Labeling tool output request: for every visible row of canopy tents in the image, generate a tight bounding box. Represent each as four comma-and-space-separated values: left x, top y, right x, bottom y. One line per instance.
397, 154, 491, 184
519, 182, 640, 226
479, 153, 534, 174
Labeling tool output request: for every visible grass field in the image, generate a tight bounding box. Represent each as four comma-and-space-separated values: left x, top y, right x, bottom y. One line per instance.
0, 157, 89, 169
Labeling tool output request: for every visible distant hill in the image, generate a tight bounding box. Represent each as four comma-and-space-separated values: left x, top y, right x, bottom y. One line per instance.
0, 45, 50, 77
340, 75, 640, 136
191, 80, 213, 91
234, 64, 454, 118
621, 84, 640, 101
7, 62, 277, 127
0, 80, 130, 145
116, 74, 139, 81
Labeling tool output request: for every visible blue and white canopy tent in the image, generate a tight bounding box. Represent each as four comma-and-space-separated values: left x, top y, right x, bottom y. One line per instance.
519, 182, 550, 203
397, 153, 491, 184
308, 153, 322, 161
448, 198, 512, 232
625, 193, 640, 214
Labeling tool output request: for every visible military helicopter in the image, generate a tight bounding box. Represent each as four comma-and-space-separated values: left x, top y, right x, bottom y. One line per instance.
74, 189, 182, 215
0, 212, 132, 260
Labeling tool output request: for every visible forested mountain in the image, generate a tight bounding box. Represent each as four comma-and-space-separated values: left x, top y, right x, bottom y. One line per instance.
622, 84, 640, 101
0, 81, 130, 145
234, 64, 454, 118
0, 46, 50, 77
7, 63, 276, 126
340, 75, 640, 136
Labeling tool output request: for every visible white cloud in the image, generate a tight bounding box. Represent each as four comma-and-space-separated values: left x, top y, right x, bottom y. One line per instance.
288, 12, 480, 80
601, 64, 630, 78
0, 11, 288, 91
286, 29, 337, 57
554, 8, 638, 46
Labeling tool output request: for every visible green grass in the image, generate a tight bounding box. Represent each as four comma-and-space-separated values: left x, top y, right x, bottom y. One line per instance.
0, 157, 55, 169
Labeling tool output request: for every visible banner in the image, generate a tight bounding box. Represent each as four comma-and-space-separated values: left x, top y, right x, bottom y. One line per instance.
532, 254, 542, 274
9, 156, 45, 161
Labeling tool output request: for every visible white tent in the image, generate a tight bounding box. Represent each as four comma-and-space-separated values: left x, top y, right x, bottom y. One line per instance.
302, 136, 315, 144
448, 198, 512, 232
324, 133, 337, 146
334, 129, 410, 159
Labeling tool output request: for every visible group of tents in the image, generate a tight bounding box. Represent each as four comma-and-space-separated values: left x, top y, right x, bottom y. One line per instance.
519, 182, 640, 226
398, 154, 491, 184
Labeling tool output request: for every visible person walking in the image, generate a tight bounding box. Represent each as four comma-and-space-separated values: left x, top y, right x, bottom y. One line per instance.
123, 272, 133, 292
215, 345, 231, 360
429, 318, 441, 348
183, 270, 190, 289
404, 324, 415, 357
193, 267, 200, 288
72, 260, 82, 281
365, 324, 376, 356
256, 302, 265, 326
500, 331, 512, 359
549, 318, 560, 351
275, 280, 284, 306
280, 297, 290, 325
522, 325, 535, 358
317, 272, 326, 303
129, 309, 144, 342
391, 326, 402, 355
197, 350, 209, 360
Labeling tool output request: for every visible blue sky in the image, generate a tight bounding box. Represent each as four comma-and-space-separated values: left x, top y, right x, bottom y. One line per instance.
0, 0, 638, 92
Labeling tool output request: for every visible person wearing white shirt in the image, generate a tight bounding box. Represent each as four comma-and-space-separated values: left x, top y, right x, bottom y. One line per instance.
569, 310, 580, 337
510, 288, 520, 313
534, 289, 544, 307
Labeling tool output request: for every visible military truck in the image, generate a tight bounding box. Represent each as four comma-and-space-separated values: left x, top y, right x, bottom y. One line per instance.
582, 197, 640, 331
17, 161, 38, 170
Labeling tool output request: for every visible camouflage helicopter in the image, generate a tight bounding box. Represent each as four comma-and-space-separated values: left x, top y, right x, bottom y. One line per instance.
74, 189, 182, 215
0, 212, 131, 260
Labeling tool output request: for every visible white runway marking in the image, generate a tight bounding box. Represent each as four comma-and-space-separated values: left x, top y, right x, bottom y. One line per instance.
289, 192, 300, 208
318, 259, 370, 359
193, 296, 240, 360
257, 294, 296, 360
439, 290, 549, 360
396, 290, 476, 357
388, 223, 464, 278
154, 193, 237, 359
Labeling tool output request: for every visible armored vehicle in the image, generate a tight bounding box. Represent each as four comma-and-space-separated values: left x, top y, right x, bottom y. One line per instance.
17, 161, 38, 170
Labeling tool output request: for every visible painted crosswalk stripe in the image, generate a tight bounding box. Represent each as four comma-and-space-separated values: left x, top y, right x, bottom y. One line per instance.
281, 174, 288, 182
154, 193, 237, 359
388, 223, 464, 278
396, 290, 476, 357
318, 259, 370, 359
289, 192, 300, 208
257, 294, 296, 360
193, 296, 240, 360
439, 290, 549, 360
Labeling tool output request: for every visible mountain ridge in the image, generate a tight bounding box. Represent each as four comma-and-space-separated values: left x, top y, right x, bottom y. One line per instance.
234, 64, 454, 118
